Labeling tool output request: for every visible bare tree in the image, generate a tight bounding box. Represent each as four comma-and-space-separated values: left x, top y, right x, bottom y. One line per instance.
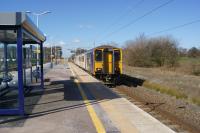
188, 47, 200, 58
124, 35, 179, 67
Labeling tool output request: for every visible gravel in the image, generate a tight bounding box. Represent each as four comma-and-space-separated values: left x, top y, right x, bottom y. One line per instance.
116, 85, 200, 133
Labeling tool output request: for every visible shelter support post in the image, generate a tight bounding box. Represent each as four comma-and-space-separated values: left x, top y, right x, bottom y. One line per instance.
4, 43, 8, 76
30, 45, 33, 83
17, 27, 24, 115
40, 42, 44, 89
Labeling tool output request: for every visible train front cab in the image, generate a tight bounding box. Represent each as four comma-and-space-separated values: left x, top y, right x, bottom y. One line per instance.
94, 47, 122, 83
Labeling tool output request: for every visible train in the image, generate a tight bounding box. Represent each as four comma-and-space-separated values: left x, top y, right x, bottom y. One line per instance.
73, 45, 122, 84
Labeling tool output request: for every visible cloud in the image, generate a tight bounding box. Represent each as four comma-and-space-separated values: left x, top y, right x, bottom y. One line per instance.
49, 36, 54, 41
44, 42, 55, 47
79, 25, 84, 28
72, 39, 81, 43
44, 42, 51, 47
59, 40, 65, 46
43, 40, 66, 49
79, 24, 93, 29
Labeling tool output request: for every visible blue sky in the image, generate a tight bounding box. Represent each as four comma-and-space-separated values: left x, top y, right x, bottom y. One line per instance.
1, 0, 200, 57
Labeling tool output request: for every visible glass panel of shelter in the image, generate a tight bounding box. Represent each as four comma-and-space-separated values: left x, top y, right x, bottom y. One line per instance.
0, 29, 19, 109
22, 30, 42, 87
0, 29, 42, 110
31, 44, 41, 84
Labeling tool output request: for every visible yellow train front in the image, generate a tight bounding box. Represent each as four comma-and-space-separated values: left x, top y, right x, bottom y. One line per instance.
74, 45, 122, 84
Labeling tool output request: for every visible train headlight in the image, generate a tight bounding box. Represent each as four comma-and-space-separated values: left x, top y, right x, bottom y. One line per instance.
115, 67, 119, 71
115, 67, 120, 73
96, 68, 102, 71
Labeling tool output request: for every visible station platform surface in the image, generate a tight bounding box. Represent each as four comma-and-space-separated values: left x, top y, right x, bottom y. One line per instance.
0, 63, 175, 133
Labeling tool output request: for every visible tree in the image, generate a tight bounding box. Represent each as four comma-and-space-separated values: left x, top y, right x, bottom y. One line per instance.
188, 47, 200, 58
75, 48, 87, 55
178, 47, 187, 57
123, 35, 179, 67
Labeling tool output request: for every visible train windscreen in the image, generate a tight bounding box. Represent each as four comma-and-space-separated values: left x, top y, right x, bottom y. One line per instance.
95, 50, 102, 61
114, 50, 120, 61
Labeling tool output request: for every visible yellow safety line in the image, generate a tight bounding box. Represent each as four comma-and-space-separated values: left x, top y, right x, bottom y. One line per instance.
70, 66, 106, 133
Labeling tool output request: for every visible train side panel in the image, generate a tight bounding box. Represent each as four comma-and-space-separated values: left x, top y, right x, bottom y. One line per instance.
73, 45, 123, 84
74, 53, 85, 69
85, 50, 93, 74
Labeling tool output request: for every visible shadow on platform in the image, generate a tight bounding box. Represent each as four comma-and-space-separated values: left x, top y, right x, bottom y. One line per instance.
0, 76, 120, 127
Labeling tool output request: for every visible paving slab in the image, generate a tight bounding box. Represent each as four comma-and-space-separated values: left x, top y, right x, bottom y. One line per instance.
0, 63, 176, 133
69, 62, 176, 133
0, 64, 97, 133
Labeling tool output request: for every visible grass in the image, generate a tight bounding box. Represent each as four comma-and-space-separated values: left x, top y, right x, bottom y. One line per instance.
178, 57, 200, 63
143, 80, 200, 106
143, 81, 188, 99
124, 57, 200, 106
178, 57, 200, 76
191, 97, 200, 106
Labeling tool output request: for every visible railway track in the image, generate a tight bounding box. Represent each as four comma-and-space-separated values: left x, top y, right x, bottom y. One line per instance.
110, 87, 189, 133
103, 74, 197, 133
73, 62, 198, 133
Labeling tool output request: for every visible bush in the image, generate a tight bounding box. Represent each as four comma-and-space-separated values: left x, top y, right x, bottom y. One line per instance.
124, 35, 179, 67
123, 35, 153, 67
188, 47, 200, 58
191, 64, 200, 76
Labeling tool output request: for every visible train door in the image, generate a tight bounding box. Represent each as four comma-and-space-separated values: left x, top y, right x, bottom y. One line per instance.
114, 50, 121, 74
103, 49, 113, 74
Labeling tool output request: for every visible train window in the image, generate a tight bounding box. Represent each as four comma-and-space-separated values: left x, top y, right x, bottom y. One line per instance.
95, 50, 102, 61
114, 50, 120, 61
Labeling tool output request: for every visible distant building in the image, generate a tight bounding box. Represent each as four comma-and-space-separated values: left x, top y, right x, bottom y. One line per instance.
52, 46, 62, 59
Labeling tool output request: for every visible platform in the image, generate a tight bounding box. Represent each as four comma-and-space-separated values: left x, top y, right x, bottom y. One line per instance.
0, 63, 175, 133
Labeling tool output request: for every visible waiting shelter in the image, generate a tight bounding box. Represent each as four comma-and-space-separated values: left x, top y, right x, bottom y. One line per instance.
0, 12, 46, 115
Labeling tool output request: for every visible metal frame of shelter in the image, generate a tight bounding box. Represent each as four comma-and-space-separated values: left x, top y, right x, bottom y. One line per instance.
0, 12, 46, 115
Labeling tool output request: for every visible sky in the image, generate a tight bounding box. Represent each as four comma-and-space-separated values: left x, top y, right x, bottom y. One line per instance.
1, 0, 200, 57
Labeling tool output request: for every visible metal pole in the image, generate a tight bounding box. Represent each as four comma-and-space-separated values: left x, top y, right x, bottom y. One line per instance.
36, 15, 39, 70
30, 45, 33, 82
23, 47, 26, 86
36, 15, 39, 27
55, 44, 57, 65
4, 43, 8, 76
26, 11, 51, 70
17, 27, 24, 115
40, 42, 44, 89
50, 43, 53, 68
43, 47, 45, 63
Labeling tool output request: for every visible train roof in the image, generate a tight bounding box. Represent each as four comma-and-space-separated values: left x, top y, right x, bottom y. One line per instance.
95, 45, 119, 49
74, 45, 121, 56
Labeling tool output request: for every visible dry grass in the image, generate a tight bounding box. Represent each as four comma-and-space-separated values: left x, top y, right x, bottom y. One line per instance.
143, 81, 200, 106
124, 64, 200, 106
191, 97, 200, 106
143, 81, 188, 99
177, 57, 200, 76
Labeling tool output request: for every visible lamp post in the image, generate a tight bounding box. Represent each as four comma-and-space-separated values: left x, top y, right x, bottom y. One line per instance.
55, 44, 57, 65
26, 11, 51, 70
50, 43, 53, 68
